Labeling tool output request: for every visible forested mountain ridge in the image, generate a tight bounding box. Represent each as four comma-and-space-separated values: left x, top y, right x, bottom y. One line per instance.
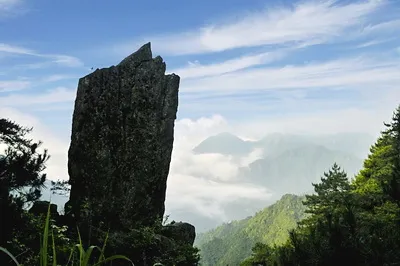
196, 194, 307, 266
196, 106, 400, 266
241, 105, 400, 266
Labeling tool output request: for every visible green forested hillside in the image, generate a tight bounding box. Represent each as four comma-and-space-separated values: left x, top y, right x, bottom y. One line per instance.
196, 194, 307, 266
241, 105, 400, 266
196, 106, 400, 266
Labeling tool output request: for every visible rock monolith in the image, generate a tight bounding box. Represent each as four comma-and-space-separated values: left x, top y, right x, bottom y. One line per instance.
66, 43, 179, 231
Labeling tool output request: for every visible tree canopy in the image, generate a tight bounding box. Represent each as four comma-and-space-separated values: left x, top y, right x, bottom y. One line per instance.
243, 104, 400, 266
0, 118, 50, 264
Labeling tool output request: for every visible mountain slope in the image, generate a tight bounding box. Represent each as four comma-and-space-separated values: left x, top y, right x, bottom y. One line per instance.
195, 194, 307, 266
239, 144, 363, 195
255, 133, 374, 158
193, 132, 373, 158
308, 132, 374, 158
189, 133, 364, 232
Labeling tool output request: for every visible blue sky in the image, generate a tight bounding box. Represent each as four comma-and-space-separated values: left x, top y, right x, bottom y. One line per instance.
1, 0, 400, 126
1, 0, 400, 222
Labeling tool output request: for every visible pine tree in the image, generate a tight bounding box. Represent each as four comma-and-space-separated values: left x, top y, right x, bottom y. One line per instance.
382, 105, 400, 203
243, 105, 400, 266
0, 118, 49, 248
302, 163, 351, 221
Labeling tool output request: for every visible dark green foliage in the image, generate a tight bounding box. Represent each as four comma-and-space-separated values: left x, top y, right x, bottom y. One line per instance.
382, 105, 400, 202
1, 203, 133, 266
0, 118, 49, 205
99, 224, 200, 266
0, 118, 200, 265
65, 200, 200, 265
240, 242, 279, 266
50, 180, 71, 196
0, 118, 50, 264
243, 104, 400, 266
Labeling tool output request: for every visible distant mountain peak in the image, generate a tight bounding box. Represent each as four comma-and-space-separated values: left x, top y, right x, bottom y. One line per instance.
214, 132, 243, 139
193, 132, 253, 155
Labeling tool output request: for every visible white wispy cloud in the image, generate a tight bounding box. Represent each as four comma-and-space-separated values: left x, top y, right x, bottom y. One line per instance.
48, 55, 84, 68
0, 73, 78, 96
360, 19, 400, 36
0, 0, 18, 8
354, 39, 394, 48
178, 56, 400, 93
0, 0, 24, 16
0, 43, 84, 68
41, 74, 78, 83
0, 80, 30, 92
169, 50, 288, 79
117, 0, 385, 56
0, 87, 76, 106
0, 43, 35, 55
178, 91, 399, 138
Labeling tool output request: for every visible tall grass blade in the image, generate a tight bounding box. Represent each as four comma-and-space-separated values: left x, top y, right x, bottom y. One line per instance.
82, 245, 99, 266
1, 202, 133, 266
51, 228, 57, 266
97, 231, 109, 264
40, 203, 52, 266
0, 247, 21, 266
66, 246, 75, 266
77, 228, 85, 265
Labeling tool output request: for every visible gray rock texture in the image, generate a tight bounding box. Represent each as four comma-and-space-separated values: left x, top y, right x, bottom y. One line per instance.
29, 201, 59, 218
161, 222, 196, 246
66, 43, 179, 231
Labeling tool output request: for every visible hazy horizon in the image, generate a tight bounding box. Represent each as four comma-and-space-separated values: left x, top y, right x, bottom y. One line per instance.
39, 130, 374, 232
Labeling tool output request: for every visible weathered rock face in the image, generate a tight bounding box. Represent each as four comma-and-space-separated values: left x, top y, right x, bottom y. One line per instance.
29, 201, 59, 218
161, 222, 196, 246
66, 43, 179, 231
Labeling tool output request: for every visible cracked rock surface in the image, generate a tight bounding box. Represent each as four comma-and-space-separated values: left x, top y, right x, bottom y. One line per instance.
67, 43, 179, 230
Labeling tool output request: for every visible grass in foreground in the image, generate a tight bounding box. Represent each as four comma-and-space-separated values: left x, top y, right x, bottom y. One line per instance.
0, 203, 133, 266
